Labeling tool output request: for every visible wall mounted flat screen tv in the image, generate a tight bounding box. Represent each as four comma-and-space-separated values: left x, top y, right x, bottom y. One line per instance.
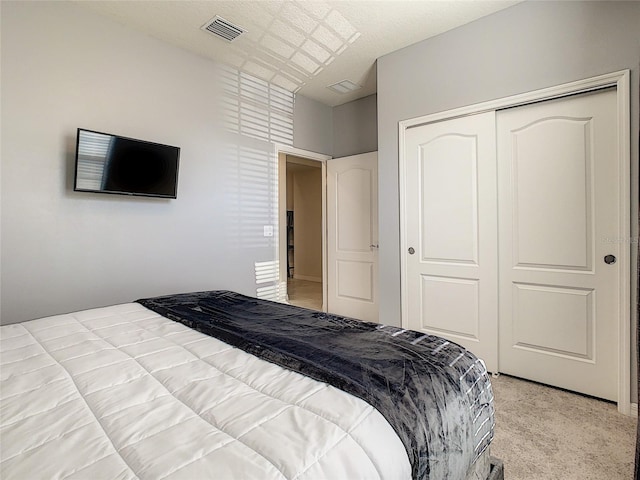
74, 128, 180, 198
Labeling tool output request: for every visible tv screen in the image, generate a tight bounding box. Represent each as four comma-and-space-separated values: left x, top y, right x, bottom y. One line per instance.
74, 128, 180, 198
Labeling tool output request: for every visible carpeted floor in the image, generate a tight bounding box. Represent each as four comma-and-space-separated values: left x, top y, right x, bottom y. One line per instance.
491, 375, 637, 479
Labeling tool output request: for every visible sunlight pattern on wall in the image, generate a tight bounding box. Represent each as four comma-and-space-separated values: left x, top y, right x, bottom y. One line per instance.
222, 141, 278, 249
220, 65, 294, 145
255, 260, 285, 301
220, 65, 294, 302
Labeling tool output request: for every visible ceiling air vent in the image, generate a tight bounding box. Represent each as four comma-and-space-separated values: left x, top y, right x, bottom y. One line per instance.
201, 16, 245, 42
327, 80, 361, 94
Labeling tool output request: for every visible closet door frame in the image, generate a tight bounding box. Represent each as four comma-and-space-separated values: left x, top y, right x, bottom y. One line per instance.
398, 70, 632, 415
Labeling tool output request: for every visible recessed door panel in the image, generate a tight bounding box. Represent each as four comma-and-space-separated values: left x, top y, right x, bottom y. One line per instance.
420, 276, 479, 340
337, 168, 372, 253
512, 118, 592, 271
337, 261, 374, 302
420, 135, 478, 264
512, 283, 594, 361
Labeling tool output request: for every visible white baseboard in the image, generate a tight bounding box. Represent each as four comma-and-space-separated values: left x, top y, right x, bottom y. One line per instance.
292, 274, 322, 283
631, 403, 638, 417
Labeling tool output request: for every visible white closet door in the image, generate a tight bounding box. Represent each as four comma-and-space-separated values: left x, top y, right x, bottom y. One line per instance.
497, 89, 619, 401
327, 152, 379, 323
403, 112, 498, 371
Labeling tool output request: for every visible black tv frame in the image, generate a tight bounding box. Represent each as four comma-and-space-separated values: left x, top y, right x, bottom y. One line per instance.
73, 128, 180, 199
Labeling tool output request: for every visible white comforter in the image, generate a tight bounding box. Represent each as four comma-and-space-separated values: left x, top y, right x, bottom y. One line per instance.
0, 303, 411, 479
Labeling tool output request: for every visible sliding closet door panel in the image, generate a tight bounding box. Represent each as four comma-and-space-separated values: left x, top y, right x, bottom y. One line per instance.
404, 112, 498, 371
498, 88, 618, 401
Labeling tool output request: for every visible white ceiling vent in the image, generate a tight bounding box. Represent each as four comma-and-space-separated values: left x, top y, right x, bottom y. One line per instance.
201, 16, 245, 42
327, 80, 361, 94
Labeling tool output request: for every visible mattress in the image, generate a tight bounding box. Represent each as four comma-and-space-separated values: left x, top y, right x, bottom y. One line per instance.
0, 301, 494, 479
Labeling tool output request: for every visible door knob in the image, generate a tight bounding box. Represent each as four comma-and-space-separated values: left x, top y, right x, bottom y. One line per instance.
604, 254, 616, 265
370, 244, 379, 249
408, 247, 415, 255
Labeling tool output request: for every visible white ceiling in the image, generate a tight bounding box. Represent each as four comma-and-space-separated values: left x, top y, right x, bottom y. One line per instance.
78, 0, 520, 107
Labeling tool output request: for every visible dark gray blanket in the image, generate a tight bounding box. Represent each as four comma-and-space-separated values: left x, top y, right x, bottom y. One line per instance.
137, 290, 494, 480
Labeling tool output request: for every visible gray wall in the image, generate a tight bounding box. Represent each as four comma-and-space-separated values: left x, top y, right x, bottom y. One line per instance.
377, 0, 639, 398
333, 94, 378, 158
293, 94, 333, 156
295, 93, 377, 158
0, 1, 322, 324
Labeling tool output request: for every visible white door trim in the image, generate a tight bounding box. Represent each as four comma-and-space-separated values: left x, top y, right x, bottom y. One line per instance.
275, 144, 331, 312
398, 70, 631, 415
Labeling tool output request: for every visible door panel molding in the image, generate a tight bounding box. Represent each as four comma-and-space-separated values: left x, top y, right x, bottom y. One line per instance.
419, 275, 480, 341
399, 70, 631, 414
511, 116, 594, 272
511, 282, 596, 363
336, 167, 374, 253
336, 260, 375, 302
419, 134, 480, 265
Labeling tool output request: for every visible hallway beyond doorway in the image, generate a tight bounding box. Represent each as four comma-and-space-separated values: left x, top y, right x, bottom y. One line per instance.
287, 278, 322, 311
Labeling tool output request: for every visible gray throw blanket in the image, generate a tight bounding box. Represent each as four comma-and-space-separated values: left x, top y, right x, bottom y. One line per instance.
138, 290, 494, 480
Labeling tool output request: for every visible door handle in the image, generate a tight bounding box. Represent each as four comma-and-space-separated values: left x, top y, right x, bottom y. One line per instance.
408, 247, 415, 255
370, 244, 379, 249
604, 254, 616, 265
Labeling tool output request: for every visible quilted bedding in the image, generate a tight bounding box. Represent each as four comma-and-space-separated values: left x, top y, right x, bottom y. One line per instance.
1, 302, 411, 479
0, 297, 494, 480
138, 291, 495, 480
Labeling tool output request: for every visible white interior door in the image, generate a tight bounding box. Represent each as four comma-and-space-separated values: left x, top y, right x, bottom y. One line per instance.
497, 89, 619, 401
403, 112, 498, 371
327, 152, 378, 322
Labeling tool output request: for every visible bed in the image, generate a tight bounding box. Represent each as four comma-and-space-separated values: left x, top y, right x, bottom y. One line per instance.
0, 290, 500, 480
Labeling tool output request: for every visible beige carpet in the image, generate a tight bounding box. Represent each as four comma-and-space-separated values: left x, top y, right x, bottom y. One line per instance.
491, 375, 637, 479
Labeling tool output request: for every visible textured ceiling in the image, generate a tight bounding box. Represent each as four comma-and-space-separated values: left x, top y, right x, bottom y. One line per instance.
77, 0, 519, 107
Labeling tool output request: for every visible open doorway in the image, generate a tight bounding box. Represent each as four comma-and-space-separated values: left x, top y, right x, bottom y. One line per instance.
285, 156, 323, 310
276, 146, 380, 322
276, 146, 330, 312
